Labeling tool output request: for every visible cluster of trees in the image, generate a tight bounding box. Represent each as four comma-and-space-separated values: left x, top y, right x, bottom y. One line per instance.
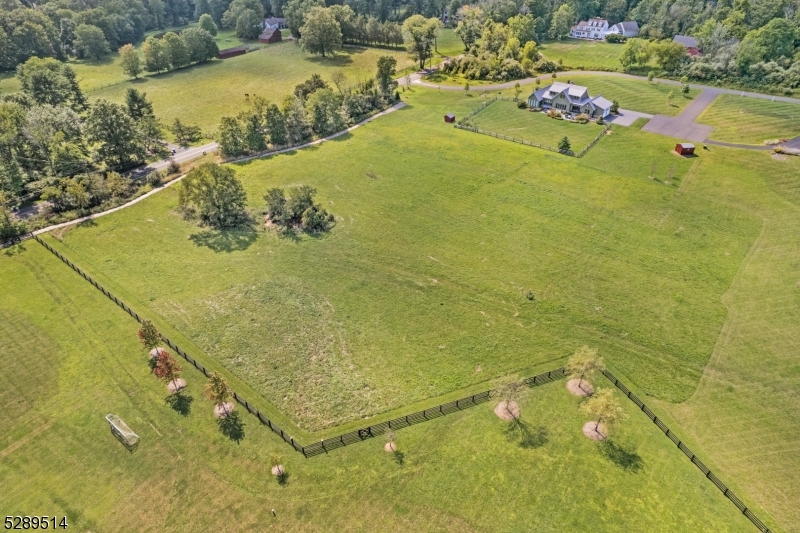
178, 162, 249, 228
1, 58, 171, 219
0, 0, 194, 69
265, 185, 335, 232
444, 10, 541, 80
217, 61, 398, 158
127, 27, 219, 77
195, 0, 265, 39
619, 38, 686, 70
329, 5, 404, 47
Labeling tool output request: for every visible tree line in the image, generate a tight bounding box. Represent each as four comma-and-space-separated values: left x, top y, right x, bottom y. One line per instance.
0, 58, 190, 238
216, 57, 398, 158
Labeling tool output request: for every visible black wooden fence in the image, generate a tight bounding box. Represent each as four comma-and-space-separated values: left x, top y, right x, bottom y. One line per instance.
602, 369, 772, 533
31, 235, 774, 532
30, 234, 566, 457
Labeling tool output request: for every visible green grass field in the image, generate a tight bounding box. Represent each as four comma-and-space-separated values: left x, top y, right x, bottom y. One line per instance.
699, 94, 800, 144
470, 100, 607, 150
38, 89, 755, 434
86, 41, 412, 135
559, 75, 700, 116
539, 39, 629, 70
0, 245, 757, 531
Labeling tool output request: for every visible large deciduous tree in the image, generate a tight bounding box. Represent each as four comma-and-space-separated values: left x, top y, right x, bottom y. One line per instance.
73, 24, 110, 59
86, 99, 146, 167
181, 27, 219, 63
300, 7, 342, 57
119, 44, 142, 78
198, 13, 218, 36
163, 31, 190, 68
16, 58, 86, 110
548, 4, 575, 40
284, 0, 325, 38
178, 162, 248, 227
376, 55, 397, 94
402, 15, 441, 69
454, 5, 485, 50
142, 36, 170, 72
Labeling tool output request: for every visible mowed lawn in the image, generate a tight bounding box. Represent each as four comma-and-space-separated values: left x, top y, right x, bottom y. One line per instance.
539, 39, 628, 70
85, 41, 413, 134
471, 100, 607, 150
42, 89, 760, 433
652, 147, 800, 531
561, 75, 700, 116
0, 246, 757, 532
699, 94, 800, 144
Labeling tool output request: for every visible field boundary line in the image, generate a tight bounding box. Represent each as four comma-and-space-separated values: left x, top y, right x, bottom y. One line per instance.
602, 369, 772, 533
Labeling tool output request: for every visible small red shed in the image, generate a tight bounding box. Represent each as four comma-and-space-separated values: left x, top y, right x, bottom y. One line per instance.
216, 45, 248, 59
444, 113, 456, 123
258, 28, 282, 44
675, 142, 695, 155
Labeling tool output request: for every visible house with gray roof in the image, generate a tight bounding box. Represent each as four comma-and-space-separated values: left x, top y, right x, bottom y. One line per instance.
569, 18, 639, 39
527, 82, 612, 119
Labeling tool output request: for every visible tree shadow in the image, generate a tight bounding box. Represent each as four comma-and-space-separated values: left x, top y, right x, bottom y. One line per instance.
189, 228, 257, 252
77, 218, 97, 228
600, 440, 644, 473
277, 471, 290, 486
502, 418, 548, 449
218, 411, 245, 443
305, 54, 354, 66
2, 242, 26, 256
165, 393, 193, 416
393, 450, 405, 467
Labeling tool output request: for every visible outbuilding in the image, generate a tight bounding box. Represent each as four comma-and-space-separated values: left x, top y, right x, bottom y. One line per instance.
675, 142, 695, 155
258, 28, 282, 44
216, 45, 248, 59
444, 113, 456, 123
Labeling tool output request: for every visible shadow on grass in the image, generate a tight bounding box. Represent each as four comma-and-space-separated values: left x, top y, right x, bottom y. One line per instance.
165, 393, 193, 416
600, 440, 644, 472
393, 450, 405, 466
503, 417, 548, 449
218, 411, 245, 443
189, 228, 257, 252
305, 54, 354, 67
3, 242, 26, 256
77, 218, 97, 228
277, 471, 290, 486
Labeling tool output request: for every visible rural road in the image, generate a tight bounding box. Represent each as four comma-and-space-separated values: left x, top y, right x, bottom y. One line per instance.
19, 102, 406, 239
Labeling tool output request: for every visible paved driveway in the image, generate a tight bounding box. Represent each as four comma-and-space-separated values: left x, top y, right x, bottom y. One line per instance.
641, 89, 720, 141
607, 108, 653, 126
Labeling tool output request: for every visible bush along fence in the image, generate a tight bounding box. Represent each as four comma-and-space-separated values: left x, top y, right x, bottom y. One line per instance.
602, 369, 772, 533
31, 233, 567, 457
455, 96, 610, 158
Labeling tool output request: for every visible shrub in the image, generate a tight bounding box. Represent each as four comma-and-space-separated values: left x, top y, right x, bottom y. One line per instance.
547, 109, 562, 119
596, 116, 605, 125
605, 33, 626, 43
558, 136, 571, 152
575, 113, 590, 124
167, 158, 181, 174
517, 101, 527, 109
146, 171, 164, 187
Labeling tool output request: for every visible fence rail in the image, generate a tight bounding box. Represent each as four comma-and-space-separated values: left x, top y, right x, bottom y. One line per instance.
30, 234, 566, 457
602, 369, 772, 533
455, 97, 609, 158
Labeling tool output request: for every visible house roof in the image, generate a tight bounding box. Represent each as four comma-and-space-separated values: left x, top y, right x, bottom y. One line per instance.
264, 17, 286, 24
611, 21, 639, 32
445, 113, 455, 118
677, 143, 695, 148
529, 83, 612, 111
673, 35, 699, 48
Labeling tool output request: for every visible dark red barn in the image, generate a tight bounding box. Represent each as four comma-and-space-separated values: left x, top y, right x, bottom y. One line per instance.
258, 29, 282, 44
444, 113, 455, 123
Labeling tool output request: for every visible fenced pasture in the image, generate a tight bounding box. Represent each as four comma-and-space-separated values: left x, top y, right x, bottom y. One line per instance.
698, 94, 800, 145
458, 98, 609, 156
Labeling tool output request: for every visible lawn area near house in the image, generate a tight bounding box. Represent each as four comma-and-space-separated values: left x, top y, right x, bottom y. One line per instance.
87, 41, 412, 135
39, 88, 756, 435
539, 39, 629, 70
698, 93, 800, 144
559, 75, 700, 116
0, 244, 758, 531
469, 99, 607, 151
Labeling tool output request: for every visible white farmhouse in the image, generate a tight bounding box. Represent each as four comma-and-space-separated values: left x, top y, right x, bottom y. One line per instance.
527, 82, 612, 119
569, 18, 639, 40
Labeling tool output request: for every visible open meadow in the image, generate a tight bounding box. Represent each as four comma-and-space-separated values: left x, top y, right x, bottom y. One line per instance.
0, 243, 757, 531
469, 99, 607, 150
699, 94, 800, 144
3, 83, 800, 531
559, 74, 700, 115
539, 39, 628, 70
86, 41, 413, 135
38, 87, 749, 432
